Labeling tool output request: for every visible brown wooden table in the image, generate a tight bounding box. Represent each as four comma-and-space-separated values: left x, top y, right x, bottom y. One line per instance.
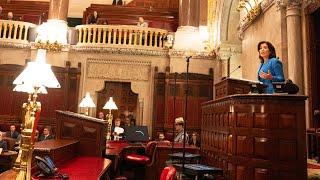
34, 139, 79, 167
0, 150, 18, 173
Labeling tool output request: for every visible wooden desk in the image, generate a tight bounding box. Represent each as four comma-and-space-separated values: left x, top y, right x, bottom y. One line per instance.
202, 94, 307, 180
150, 144, 199, 180
58, 156, 111, 180
215, 78, 262, 99
56, 110, 107, 157
3, 137, 18, 151
34, 139, 79, 167
168, 152, 201, 164
173, 163, 223, 180
0, 151, 17, 172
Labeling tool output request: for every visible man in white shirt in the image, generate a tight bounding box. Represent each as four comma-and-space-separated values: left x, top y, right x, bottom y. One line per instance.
137, 17, 148, 27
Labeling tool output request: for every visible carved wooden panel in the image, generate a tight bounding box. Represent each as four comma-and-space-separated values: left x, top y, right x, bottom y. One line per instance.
96, 81, 138, 119
201, 95, 307, 180
0, 63, 81, 133
153, 68, 213, 139
56, 111, 106, 156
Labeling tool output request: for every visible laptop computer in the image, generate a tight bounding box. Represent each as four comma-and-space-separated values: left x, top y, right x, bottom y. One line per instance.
124, 126, 149, 142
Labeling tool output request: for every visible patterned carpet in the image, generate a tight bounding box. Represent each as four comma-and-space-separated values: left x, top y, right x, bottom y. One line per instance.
308, 159, 320, 179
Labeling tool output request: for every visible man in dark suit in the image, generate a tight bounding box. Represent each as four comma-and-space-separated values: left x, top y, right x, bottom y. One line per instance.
6, 125, 20, 139
38, 127, 54, 141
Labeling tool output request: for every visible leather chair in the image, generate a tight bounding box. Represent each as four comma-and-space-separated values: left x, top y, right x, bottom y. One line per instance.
160, 166, 176, 180
125, 141, 157, 179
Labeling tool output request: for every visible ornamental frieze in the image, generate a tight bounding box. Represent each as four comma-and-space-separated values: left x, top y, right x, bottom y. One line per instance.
86, 58, 151, 81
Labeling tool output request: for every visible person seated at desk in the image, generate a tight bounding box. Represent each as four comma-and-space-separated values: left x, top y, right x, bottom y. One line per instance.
0, 132, 8, 150
112, 118, 124, 140
174, 117, 189, 143
6, 125, 20, 139
189, 132, 200, 147
98, 111, 105, 120
38, 126, 54, 141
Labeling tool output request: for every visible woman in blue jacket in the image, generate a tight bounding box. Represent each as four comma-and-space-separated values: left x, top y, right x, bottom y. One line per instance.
257, 41, 285, 93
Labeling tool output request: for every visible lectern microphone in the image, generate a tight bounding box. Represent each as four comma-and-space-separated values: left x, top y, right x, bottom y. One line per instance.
221, 65, 241, 80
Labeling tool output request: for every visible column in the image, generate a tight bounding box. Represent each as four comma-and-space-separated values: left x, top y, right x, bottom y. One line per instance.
48, 0, 69, 21
285, 0, 303, 93
174, 0, 204, 50
179, 0, 199, 26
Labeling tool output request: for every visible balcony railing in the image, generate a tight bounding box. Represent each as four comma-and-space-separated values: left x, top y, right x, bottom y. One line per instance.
0, 20, 36, 43
75, 25, 168, 49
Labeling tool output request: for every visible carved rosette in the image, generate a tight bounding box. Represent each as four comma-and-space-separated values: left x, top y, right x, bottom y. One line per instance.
86, 58, 151, 81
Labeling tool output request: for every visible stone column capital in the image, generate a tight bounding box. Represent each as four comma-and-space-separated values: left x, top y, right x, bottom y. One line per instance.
275, 0, 302, 9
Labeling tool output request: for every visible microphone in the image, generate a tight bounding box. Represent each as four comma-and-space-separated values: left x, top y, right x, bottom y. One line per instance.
221, 65, 241, 80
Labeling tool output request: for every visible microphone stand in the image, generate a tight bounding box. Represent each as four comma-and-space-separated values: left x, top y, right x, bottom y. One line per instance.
171, 73, 177, 155
182, 55, 191, 171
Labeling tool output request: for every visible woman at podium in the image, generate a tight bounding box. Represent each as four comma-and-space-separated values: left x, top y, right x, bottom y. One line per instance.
257, 41, 285, 93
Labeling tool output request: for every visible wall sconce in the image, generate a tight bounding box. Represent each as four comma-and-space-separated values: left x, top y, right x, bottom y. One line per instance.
103, 97, 118, 141
12, 49, 60, 180
79, 92, 96, 116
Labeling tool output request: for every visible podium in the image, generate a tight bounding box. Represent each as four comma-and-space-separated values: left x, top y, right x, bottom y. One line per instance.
202, 94, 307, 179
215, 78, 264, 99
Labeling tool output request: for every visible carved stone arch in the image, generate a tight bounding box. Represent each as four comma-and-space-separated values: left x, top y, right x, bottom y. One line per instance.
214, 0, 241, 43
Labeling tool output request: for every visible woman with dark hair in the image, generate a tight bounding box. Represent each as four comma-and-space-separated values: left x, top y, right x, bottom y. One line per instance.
257, 41, 285, 93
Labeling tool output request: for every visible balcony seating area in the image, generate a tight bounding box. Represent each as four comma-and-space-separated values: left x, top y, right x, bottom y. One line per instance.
0, 0, 49, 24
83, 4, 178, 32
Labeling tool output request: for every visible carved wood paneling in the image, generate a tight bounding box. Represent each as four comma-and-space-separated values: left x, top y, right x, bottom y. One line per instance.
201, 95, 307, 180
153, 68, 213, 139
96, 81, 138, 119
56, 111, 106, 157
0, 63, 81, 132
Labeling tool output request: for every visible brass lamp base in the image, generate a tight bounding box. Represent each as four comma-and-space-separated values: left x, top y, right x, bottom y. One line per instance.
106, 111, 113, 141
13, 90, 41, 180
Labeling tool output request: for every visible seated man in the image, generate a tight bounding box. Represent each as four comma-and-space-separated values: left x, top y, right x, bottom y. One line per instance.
112, 118, 124, 140
0, 132, 8, 150
98, 111, 105, 120
174, 117, 189, 143
137, 17, 148, 27
6, 125, 20, 139
38, 126, 54, 141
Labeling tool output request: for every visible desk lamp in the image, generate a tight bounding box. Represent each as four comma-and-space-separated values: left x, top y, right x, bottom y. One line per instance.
103, 97, 118, 141
12, 49, 60, 180
79, 92, 96, 116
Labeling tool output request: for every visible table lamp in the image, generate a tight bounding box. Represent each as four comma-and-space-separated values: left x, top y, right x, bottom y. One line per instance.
79, 92, 96, 116
103, 97, 118, 140
12, 49, 60, 180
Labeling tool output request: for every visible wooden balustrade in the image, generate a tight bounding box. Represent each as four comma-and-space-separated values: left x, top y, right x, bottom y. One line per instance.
76, 24, 168, 49
0, 20, 36, 43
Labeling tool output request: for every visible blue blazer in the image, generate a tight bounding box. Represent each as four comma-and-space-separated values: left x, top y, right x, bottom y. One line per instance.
258, 58, 285, 94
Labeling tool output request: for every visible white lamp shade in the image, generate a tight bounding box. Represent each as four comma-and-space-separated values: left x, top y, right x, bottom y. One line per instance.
79, 92, 96, 108
13, 49, 61, 89
103, 97, 118, 110
13, 84, 48, 94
